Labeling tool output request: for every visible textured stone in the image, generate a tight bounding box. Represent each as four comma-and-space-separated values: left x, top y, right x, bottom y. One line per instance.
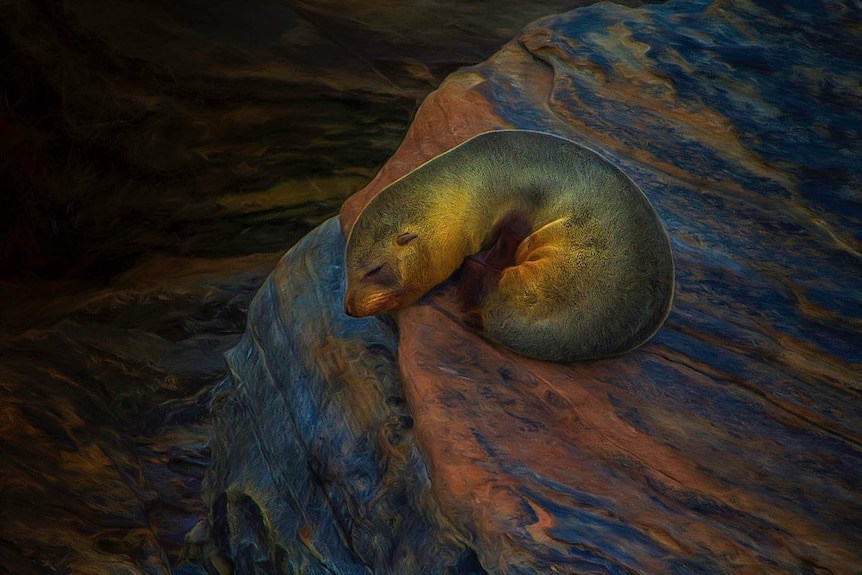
0, 1, 594, 573
207, 0, 861, 573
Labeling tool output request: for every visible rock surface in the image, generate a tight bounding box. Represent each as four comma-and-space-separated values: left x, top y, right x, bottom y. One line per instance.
200, 220, 482, 574
206, 0, 861, 573
1, 1, 598, 573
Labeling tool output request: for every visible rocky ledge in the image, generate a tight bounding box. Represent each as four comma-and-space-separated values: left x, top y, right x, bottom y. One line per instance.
200, 1, 861, 573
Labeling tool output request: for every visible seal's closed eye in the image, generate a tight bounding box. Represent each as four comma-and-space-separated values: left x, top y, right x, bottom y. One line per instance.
363, 264, 384, 280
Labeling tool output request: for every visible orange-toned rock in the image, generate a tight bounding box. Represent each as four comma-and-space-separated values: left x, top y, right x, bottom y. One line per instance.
206, 1, 862, 573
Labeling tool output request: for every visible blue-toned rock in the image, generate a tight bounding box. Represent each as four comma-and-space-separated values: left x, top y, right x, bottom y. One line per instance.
206, 1, 861, 573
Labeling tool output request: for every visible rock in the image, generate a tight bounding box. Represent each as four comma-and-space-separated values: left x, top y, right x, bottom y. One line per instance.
200, 220, 484, 573
2, 1, 637, 572
204, 0, 861, 573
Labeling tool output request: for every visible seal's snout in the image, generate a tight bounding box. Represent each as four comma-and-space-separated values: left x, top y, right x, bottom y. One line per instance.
343, 294, 359, 318
343, 285, 405, 318
343, 284, 362, 317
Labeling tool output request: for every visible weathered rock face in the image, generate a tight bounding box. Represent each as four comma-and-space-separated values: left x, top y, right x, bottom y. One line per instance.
200, 220, 485, 574
205, 1, 861, 574
1, 2, 609, 573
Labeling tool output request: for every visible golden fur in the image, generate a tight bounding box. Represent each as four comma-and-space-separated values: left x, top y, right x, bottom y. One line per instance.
343, 130, 674, 361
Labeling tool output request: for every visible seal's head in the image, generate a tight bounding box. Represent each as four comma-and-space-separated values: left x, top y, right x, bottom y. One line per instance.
343, 189, 476, 318
344, 227, 425, 317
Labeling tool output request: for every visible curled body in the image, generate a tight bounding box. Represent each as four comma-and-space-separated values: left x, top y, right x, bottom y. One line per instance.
343, 130, 674, 362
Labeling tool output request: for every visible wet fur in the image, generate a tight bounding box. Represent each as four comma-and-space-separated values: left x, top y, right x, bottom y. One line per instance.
343, 130, 674, 362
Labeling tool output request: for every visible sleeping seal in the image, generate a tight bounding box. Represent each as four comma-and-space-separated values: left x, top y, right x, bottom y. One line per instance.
343, 130, 674, 362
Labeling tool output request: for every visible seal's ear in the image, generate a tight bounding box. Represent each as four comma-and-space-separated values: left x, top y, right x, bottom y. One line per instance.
396, 232, 418, 246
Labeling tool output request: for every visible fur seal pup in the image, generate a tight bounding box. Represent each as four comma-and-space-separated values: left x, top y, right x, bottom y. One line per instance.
343, 130, 674, 362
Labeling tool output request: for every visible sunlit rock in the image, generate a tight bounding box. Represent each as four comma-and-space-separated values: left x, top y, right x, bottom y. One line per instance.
203, 1, 861, 573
